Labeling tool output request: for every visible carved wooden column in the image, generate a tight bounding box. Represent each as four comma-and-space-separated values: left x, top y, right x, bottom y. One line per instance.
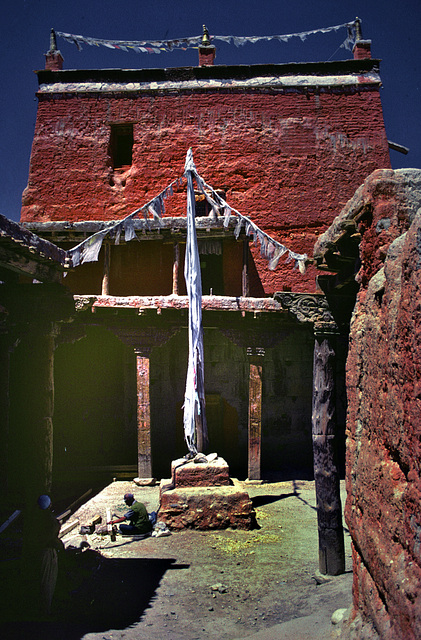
221, 326, 284, 481
242, 240, 249, 297
115, 326, 179, 479
134, 346, 153, 478
172, 242, 180, 295
247, 346, 265, 480
101, 243, 111, 295
312, 325, 345, 575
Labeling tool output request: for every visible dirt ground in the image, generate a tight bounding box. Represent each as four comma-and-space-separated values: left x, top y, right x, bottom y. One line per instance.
0, 479, 353, 640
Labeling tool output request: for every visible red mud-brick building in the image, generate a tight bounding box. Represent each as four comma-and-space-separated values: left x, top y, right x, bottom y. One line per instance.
13, 29, 392, 498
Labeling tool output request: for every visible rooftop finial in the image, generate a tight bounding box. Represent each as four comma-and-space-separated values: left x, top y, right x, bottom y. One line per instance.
355, 17, 362, 41
352, 17, 371, 60
198, 24, 215, 66
49, 28, 57, 52
202, 25, 211, 47
45, 28, 63, 70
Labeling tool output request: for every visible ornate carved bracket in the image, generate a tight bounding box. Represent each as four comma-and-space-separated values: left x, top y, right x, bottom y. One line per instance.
273, 292, 339, 336
273, 292, 335, 325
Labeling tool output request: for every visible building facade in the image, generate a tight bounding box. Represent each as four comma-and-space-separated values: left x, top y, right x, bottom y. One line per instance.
17, 35, 391, 491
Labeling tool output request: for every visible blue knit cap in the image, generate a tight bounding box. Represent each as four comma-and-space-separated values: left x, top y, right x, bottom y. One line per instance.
37, 495, 51, 510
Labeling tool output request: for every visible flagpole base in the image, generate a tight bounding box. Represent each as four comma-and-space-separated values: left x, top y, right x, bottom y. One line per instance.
158, 454, 256, 530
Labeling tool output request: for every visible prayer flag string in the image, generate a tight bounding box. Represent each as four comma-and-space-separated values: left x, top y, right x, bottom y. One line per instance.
190, 169, 308, 273
68, 178, 182, 266
56, 20, 358, 56
67, 153, 308, 273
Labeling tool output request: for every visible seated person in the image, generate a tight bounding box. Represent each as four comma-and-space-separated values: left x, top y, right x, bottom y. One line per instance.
108, 493, 153, 536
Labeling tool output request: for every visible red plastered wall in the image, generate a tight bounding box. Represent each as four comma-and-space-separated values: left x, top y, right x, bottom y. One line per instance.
345, 190, 421, 639
21, 87, 391, 293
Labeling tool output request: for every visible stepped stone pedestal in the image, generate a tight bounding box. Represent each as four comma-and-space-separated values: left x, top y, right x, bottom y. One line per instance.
158, 455, 256, 530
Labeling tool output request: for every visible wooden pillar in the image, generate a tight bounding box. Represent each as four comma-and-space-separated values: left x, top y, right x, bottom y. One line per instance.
102, 243, 110, 295
117, 328, 179, 479
172, 242, 180, 295
312, 330, 345, 575
242, 240, 249, 297
134, 347, 153, 478
195, 412, 205, 454
20, 325, 57, 607
247, 346, 264, 480
26, 330, 55, 500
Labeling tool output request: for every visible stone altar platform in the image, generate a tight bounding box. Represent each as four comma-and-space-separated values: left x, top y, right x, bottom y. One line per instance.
158, 455, 256, 530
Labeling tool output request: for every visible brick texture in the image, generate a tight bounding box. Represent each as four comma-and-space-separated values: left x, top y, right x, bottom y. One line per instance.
21, 83, 391, 293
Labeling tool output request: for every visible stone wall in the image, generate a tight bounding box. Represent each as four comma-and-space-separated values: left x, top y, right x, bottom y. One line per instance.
344, 169, 421, 639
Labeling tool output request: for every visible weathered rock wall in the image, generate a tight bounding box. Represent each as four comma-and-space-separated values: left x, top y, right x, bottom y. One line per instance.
345, 169, 421, 639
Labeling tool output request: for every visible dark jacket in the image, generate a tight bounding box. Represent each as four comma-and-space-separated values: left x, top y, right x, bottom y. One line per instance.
124, 501, 152, 533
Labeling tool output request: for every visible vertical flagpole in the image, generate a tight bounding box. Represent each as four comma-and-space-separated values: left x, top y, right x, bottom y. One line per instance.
183, 149, 208, 456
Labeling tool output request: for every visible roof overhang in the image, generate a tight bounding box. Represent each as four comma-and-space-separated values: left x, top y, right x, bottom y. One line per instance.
35, 59, 382, 97
23, 216, 244, 244
0, 213, 68, 282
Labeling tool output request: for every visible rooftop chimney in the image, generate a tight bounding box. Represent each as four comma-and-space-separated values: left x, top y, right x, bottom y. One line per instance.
45, 29, 64, 71
353, 17, 371, 60
198, 25, 216, 66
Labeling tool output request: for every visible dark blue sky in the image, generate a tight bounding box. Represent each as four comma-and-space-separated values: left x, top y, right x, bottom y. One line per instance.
2, 0, 420, 222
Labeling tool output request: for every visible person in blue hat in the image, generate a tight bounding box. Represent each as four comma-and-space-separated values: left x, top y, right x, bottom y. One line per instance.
107, 493, 153, 536
32, 494, 64, 615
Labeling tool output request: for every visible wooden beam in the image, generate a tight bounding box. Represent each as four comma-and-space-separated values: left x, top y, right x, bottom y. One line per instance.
0, 213, 67, 266
0, 510, 21, 534
0, 246, 63, 283
59, 519, 79, 539
388, 140, 409, 155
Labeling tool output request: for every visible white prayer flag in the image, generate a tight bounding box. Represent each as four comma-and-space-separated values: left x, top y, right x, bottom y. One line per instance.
183, 149, 208, 455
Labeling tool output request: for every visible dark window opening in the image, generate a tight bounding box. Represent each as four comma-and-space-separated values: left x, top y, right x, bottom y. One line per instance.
199, 242, 224, 295
194, 189, 226, 217
109, 124, 134, 169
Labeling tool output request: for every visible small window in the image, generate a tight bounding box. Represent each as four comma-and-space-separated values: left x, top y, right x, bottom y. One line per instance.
109, 124, 134, 169
194, 189, 226, 217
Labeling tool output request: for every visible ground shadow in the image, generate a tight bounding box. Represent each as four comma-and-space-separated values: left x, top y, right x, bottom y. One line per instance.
251, 492, 298, 508
290, 480, 350, 533
0, 548, 187, 639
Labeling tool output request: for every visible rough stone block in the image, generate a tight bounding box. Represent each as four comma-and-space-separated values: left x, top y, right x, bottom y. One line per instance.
171, 456, 231, 487
158, 479, 256, 530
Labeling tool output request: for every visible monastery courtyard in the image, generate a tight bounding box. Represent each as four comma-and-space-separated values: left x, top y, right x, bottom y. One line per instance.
2, 479, 352, 639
